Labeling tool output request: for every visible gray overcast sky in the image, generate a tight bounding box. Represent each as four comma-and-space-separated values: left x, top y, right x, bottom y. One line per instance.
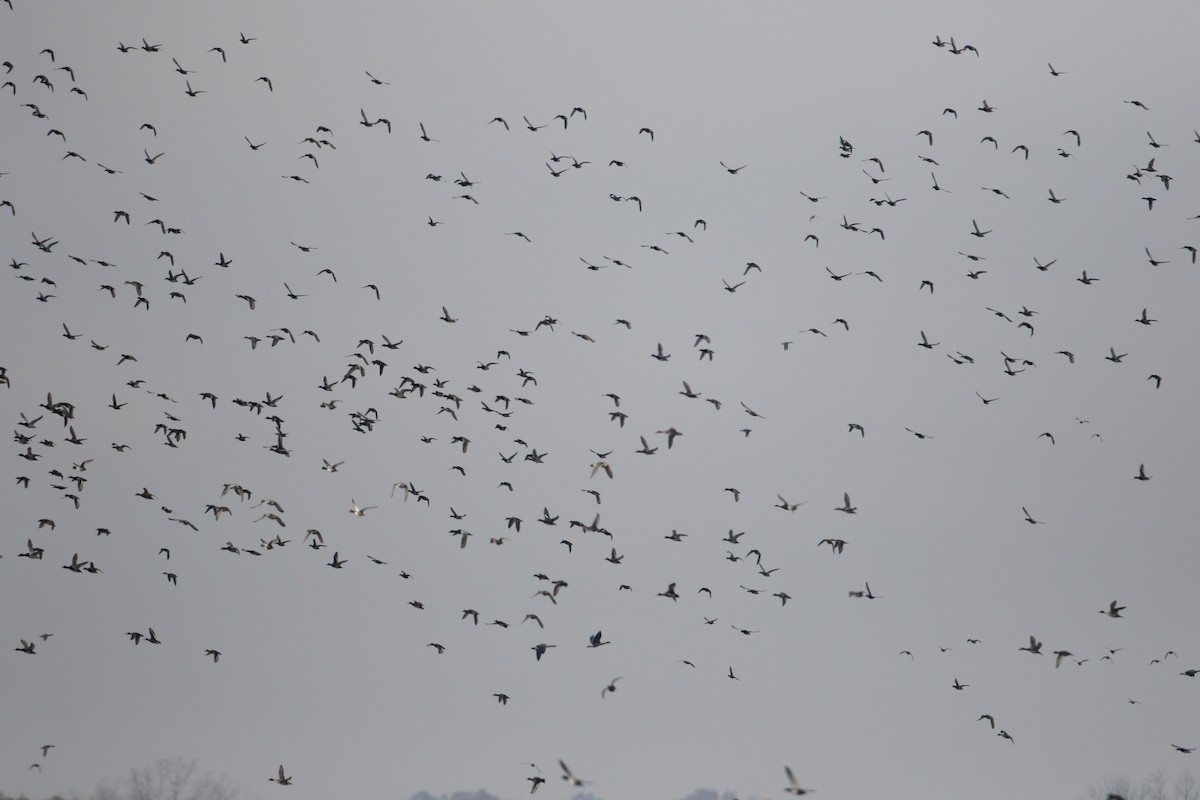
3, 2, 1200, 799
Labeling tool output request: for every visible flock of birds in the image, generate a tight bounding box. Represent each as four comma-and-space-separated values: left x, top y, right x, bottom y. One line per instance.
2, 8, 1198, 799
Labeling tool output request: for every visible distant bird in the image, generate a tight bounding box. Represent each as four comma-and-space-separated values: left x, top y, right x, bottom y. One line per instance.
819, 539, 846, 555
657, 427, 682, 449
776, 495, 805, 512
348, 499, 377, 516
784, 766, 814, 795
269, 764, 292, 785
1100, 600, 1126, 618
414, 122, 438, 142
559, 760, 588, 786
1019, 635, 1043, 655
1146, 248, 1170, 266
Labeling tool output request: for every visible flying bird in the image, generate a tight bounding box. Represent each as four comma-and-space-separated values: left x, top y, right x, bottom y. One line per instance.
559, 760, 588, 786
348, 499, 377, 516
784, 766, 814, 795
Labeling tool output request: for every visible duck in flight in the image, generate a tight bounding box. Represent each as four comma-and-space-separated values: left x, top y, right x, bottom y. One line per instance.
784, 766, 814, 795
